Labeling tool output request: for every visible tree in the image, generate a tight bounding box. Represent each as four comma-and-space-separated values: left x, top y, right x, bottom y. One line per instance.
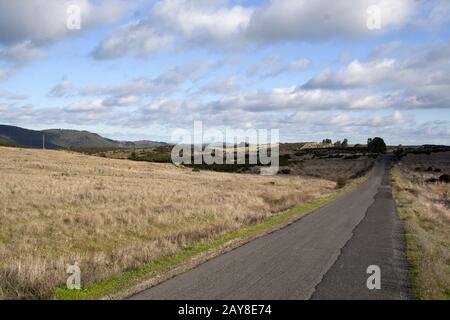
322, 139, 332, 145
334, 141, 342, 147
367, 137, 387, 154
342, 139, 348, 147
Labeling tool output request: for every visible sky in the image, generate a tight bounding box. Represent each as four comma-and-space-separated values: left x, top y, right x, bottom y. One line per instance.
0, 0, 450, 145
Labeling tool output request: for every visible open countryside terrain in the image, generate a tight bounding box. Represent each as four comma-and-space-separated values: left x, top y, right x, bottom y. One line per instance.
78, 143, 376, 181
392, 150, 450, 299
0, 146, 335, 299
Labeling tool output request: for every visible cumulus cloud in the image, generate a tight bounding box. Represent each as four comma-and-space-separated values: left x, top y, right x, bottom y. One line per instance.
303, 59, 396, 90
93, 0, 436, 59
0, 0, 137, 81
94, 0, 252, 58
0, 0, 135, 46
0, 0, 136, 82
301, 41, 450, 111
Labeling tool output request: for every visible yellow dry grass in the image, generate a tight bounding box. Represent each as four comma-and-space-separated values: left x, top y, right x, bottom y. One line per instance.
392, 165, 450, 299
0, 147, 333, 299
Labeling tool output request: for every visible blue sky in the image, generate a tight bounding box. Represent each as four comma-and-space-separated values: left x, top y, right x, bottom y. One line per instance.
1, 0, 450, 145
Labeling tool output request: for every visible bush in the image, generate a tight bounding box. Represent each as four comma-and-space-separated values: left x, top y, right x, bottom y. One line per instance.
439, 174, 450, 183
281, 168, 291, 175
335, 177, 347, 189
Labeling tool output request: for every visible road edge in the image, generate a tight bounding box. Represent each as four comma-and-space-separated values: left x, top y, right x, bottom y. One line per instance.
55, 171, 373, 300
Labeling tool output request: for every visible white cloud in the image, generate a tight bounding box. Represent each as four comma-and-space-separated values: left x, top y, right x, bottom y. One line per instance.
304, 59, 396, 90
48, 79, 74, 98
93, 21, 173, 59
247, 56, 311, 78
0, 40, 43, 65
0, 68, 11, 82
0, 1, 137, 82
65, 99, 106, 112
80, 62, 211, 103
302, 41, 450, 111
94, 0, 432, 59
205, 86, 401, 113
0, 90, 27, 100
201, 76, 240, 94
284, 110, 411, 129
247, 0, 416, 43
0, 0, 134, 45
103, 95, 141, 107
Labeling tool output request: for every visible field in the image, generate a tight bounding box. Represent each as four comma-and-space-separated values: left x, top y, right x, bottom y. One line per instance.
0, 147, 335, 299
392, 150, 450, 299
79, 143, 376, 181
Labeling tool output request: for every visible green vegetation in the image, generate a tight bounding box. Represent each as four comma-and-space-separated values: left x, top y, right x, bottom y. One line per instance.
0, 124, 165, 149
44, 129, 119, 149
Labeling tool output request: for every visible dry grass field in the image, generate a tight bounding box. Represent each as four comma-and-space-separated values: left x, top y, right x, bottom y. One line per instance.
393, 151, 450, 299
287, 157, 374, 181
0, 147, 334, 299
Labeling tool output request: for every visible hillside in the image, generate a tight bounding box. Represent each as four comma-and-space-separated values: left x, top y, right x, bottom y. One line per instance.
0, 124, 165, 149
0, 125, 60, 149
42, 129, 119, 149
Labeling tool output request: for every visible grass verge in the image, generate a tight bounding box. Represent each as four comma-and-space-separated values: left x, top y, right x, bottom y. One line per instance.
55, 192, 342, 300
392, 167, 450, 300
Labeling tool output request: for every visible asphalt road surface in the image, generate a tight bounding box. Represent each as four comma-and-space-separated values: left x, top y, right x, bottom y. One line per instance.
130, 155, 410, 300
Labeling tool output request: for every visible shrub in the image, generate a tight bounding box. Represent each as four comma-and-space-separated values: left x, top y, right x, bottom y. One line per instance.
128, 151, 137, 160
281, 168, 291, 175
335, 177, 347, 189
439, 174, 450, 183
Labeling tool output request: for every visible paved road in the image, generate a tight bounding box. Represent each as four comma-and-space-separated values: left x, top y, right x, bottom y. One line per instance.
130, 155, 410, 300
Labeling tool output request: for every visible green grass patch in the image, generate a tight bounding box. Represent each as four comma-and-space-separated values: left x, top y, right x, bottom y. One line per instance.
54, 192, 341, 300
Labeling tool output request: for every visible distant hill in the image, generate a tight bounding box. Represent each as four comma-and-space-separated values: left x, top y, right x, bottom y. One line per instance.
118, 140, 167, 148
0, 124, 166, 149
